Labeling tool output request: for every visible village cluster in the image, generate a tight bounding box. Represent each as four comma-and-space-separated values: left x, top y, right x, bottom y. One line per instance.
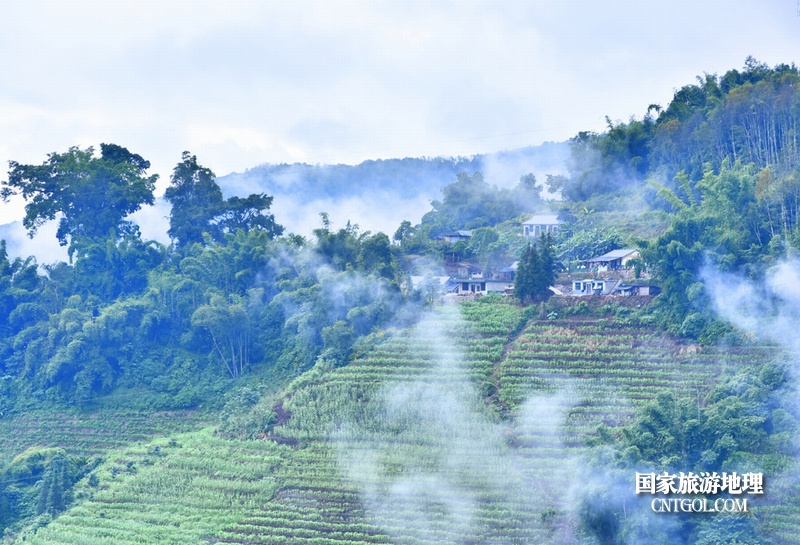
411, 213, 660, 300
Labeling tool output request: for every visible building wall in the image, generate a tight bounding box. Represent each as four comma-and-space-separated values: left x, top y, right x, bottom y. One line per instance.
523, 224, 559, 238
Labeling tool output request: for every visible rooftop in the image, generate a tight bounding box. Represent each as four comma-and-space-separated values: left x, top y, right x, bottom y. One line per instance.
585, 249, 639, 262
522, 214, 562, 226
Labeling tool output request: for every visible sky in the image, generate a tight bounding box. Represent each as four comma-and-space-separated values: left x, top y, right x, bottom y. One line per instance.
0, 0, 799, 257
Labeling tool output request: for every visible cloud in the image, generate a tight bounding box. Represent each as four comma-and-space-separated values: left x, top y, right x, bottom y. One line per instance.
0, 0, 798, 189
127, 200, 172, 246
184, 123, 309, 173
703, 258, 800, 353
0, 219, 68, 264
333, 306, 586, 542
273, 191, 434, 239
480, 143, 570, 192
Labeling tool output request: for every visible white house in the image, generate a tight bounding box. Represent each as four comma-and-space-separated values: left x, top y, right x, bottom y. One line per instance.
522, 214, 563, 238
583, 249, 640, 271
615, 283, 661, 296
452, 276, 511, 295
409, 275, 510, 296
572, 279, 615, 296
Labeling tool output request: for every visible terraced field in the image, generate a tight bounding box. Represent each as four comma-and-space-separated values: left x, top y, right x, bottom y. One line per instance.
497, 319, 759, 436
0, 409, 209, 465
13, 300, 792, 544
19, 429, 287, 544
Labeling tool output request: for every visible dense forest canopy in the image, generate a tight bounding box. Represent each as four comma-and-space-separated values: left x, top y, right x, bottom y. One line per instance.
536, 59, 800, 341
551, 57, 800, 200
0, 148, 408, 412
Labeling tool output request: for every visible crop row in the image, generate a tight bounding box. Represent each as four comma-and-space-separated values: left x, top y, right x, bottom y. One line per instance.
22, 430, 291, 544
0, 409, 207, 464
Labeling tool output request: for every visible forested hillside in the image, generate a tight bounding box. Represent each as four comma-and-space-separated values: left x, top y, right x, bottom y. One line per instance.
2, 59, 800, 544
543, 58, 800, 341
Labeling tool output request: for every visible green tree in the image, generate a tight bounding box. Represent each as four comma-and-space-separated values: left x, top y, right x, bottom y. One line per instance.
608, 364, 788, 473
515, 234, 556, 304
420, 171, 525, 234
358, 232, 395, 279
468, 227, 503, 275
70, 234, 164, 300
164, 152, 225, 247
312, 214, 361, 271
215, 194, 283, 239
393, 220, 413, 244
643, 163, 773, 338
0, 241, 42, 338
2, 144, 157, 249
320, 320, 355, 367
191, 295, 251, 378
514, 243, 537, 304
513, 173, 543, 207
393, 219, 433, 254
536, 232, 557, 297
165, 153, 284, 247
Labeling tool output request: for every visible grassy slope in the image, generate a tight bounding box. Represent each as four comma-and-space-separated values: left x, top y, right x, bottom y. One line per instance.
11, 299, 795, 544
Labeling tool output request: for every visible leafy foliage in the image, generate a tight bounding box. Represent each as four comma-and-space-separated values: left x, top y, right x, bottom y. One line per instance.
553, 59, 800, 202
0, 148, 416, 413
0, 447, 93, 531
164, 152, 283, 248
418, 171, 544, 236
5, 60, 800, 542
1, 144, 157, 249
514, 234, 556, 304
640, 162, 794, 339
163, 152, 224, 247
581, 360, 795, 544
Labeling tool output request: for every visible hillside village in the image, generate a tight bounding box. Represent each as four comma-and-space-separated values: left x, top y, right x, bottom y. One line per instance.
411, 212, 657, 301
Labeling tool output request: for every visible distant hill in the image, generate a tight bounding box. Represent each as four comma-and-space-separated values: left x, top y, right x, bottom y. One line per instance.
217, 142, 569, 236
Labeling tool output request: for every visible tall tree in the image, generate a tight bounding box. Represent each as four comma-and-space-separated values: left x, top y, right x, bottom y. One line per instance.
535, 232, 557, 297
515, 234, 556, 304
165, 152, 284, 246
1, 144, 157, 248
514, 242, 536, 304
164, 152, 225, 247
37, 452, 75, 516
191, 295, 251, 378
513, 173, 544, 208
358, 232, 395, 279
313, 214, 361, 271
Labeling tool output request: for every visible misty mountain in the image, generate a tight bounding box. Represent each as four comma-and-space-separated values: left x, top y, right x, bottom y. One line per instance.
217, 142, 569, 236
219, 142, 568, 199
